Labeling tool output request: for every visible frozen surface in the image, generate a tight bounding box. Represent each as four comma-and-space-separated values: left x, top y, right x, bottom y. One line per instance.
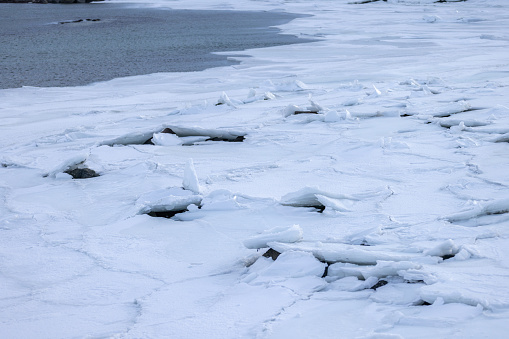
1, 0, 509, 338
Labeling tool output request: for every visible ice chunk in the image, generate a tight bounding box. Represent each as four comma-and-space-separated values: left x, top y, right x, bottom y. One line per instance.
44, 153, 89, 178
327, 262, 364, 279
307, 98, 324, 112
151, 133, 182, 146
315, 194, 351, 212
136, 187, 202, 214
280, 187, 356, 208
268, 242, 437, 265
253, 251, 326, 279
372, 84, 382, 96
423, 239, 459, 258
216, 91, 238, 107
243, 224, 303, 249
370, 282, 423, 305
328, 276, 379, 292
283, 104, 303, 117
445, 198, 509, 226
243, 89, 276, 103
182, 159, 200, 194
200, 189, 241, 211
328, 261, 423, 280
324, 109, 353, 122
406, 101, 471, 117
399, 269, 438, 285
363, 261, 423, 279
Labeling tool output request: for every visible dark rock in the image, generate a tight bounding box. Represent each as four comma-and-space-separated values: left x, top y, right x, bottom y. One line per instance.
64, 168, 99, 179
370, 279, 388, 290
147, 209, 188, 219
262, 248, 281, 261
0, 0, 104, 3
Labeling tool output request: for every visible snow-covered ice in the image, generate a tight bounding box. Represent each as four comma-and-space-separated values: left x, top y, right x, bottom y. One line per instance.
1, 0, 509, 338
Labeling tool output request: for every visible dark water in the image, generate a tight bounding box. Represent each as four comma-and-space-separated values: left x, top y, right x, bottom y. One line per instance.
0, 3, 311, 89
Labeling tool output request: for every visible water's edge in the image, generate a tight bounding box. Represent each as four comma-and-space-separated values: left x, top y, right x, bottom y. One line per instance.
0, 3, 314, 89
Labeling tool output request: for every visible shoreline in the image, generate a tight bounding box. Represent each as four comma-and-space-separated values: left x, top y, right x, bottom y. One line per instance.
0, 5, 312, 89
0, 0, 102, 3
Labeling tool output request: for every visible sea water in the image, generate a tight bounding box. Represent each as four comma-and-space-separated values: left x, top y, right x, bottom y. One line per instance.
0, 3, 309, 89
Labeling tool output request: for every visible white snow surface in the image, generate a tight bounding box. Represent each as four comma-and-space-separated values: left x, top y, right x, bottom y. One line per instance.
1, 0, 509, 338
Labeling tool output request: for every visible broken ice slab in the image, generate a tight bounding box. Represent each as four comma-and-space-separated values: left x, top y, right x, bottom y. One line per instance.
328, 260, 423, 280
267, 241, 441, 265
444, 198, 509, 227
64, 167, 100, 179
404, 101, 473, 117
101, 125, 246, 146
437, 119, 491, 129
136, 187, 202, 217
167, 126, 246, 143
279, 187, 357, 212
243, 224, 303, 249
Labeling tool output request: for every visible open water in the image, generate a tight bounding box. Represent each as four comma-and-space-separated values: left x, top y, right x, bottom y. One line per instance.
0, 3, 310, 89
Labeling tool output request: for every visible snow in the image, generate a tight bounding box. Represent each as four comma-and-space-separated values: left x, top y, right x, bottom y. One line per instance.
182, 158, 201, 193
1, 0, 509, 337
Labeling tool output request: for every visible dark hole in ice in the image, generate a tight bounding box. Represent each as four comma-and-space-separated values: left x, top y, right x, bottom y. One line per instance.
414, 300, 432, 306
147, 209, 188, 219
206, 135, 245, 142
321, 264, 329, 278
262, 248, 281, 261
441, 254, 456, 260
143, 127, 245, 145
406, 279, 425, 284
65, 168, 99, 179
370, 279, 388, 290
316, 205, 326, 213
